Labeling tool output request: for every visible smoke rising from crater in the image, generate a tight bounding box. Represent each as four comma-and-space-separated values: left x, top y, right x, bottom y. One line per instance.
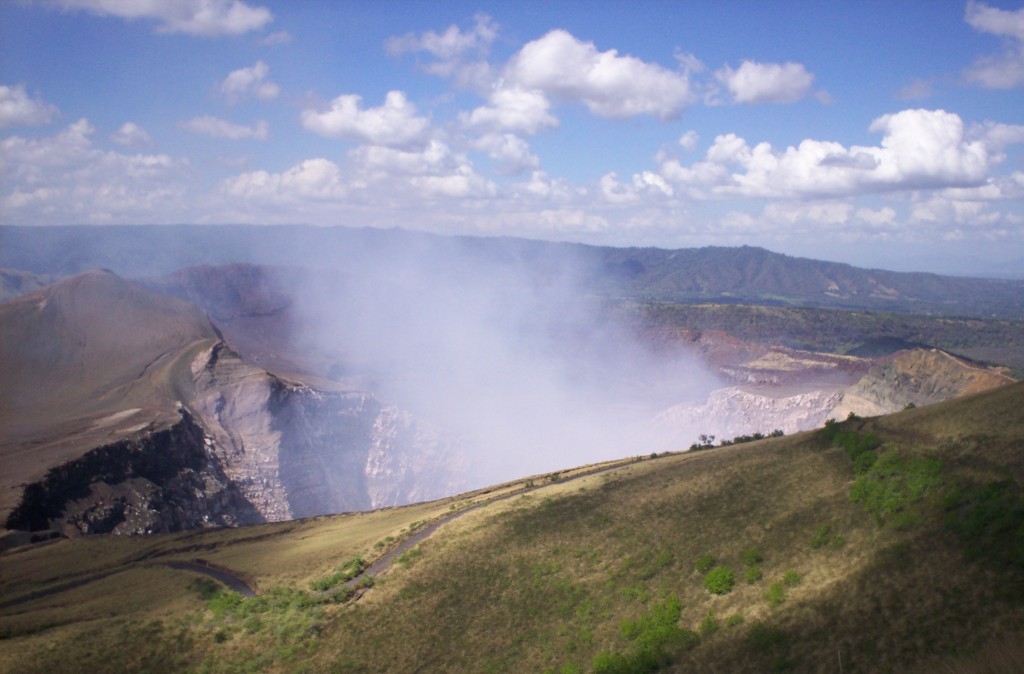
291, 236, 719, 485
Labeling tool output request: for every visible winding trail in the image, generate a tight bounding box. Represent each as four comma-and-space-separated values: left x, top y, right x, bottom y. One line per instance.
164, 560, 257, 597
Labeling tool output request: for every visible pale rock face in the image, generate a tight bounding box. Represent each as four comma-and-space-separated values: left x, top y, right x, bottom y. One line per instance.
189, 341, 472, 520
365, 407, 471, 508
828, 349, 1014, 420
656, 387, 847, 443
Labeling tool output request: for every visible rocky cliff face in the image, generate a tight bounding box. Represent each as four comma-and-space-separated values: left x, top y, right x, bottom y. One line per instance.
829, 349, 1015, 419
189, 341, 472, 521
656, 387, 846, 442
5, 343, 474, 535
4, 409, 260, 536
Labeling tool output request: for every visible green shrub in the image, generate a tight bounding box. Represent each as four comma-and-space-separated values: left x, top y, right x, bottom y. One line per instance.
782, 571, 800, 587
810, 524, 831, 549
741, 548, 764, 566
309, 556, 367, 592
699, 612, 719, 637
396, 547, 423, 566
600, 594, 697, 673
744, 566, 763, 583
725, 614, 745, 627
703, 567, 735, 595
694, 554, 716, 574
765, 582, 785, 607
850, 450, 943, 524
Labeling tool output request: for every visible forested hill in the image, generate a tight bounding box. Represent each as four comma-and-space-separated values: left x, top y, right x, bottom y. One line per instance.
1, 225, 1022, 318
591, 244, 1024, 318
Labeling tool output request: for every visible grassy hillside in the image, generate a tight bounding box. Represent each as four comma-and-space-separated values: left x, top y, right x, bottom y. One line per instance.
2, 385, 1022, 673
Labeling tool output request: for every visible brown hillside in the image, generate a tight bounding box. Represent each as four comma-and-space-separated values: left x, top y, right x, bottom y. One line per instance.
0, 270, 218, 521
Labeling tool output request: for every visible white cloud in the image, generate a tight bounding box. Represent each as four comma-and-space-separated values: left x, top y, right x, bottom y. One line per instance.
855, 206, 898, 228
966, 1, 1024, 41
0, 84, 59, 128
180, 115, 268, 140
220, 61, 279, 102
656, 109, 991, 198
512, 171, 576, 201
964, 1, 1024, 88
968, 120, 1024, 160
678, 131, 700, 150
462, 86, 557, 135
472, 133, 540, 174
347, 140, 495, 199
0, 119, 189, 224
714, 60, 815, 104
507, 29, 693, 119
386, 14, 498, 89
301, 91, 430, 147
350, 140, 457, 175
109, 121, 152, 146
47, 0, 273, 37
386, 14, 497, 62
223, 158, 347, 201
261, 30, 292, 45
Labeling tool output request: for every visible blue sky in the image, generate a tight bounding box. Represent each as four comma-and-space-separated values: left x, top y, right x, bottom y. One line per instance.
1, 1, 1023, 275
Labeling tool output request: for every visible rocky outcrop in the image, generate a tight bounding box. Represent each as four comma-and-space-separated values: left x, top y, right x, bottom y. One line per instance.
830, 349, 1015, 419
4, 409, 261, 536
189, 341, 472, 520
5, 342, 475, 535
656, 387, 846, 443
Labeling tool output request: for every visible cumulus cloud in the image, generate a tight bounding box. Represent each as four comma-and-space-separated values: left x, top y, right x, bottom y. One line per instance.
507, 29, 693, 119
223, 158, 347, 202
714, 60, 815, 104
46, 0, 273, 37
220, 61, 279, 102
471, 133, 540, 173
656, 109, 991, 198
301, 91, 430, 147
386, 14, 498, 89
678, 130, 700, 150
109, 121, 152, 146
219, 138, 495, 214
461, 86, 558, 135
964, 1, 1024, 88
386, 13, 497, 62
348, 140, 495, 199
0, 119, 189, 224
0, 84, 59, 128
180, 115, 268, 140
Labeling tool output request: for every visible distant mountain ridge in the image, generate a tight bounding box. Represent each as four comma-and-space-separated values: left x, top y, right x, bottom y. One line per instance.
1, 225, 1022, 318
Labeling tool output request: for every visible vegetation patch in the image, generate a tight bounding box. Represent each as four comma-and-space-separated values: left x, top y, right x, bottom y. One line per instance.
309, 555, 366, 591
849, 449, 943, 525
694, 554, 716, 574
593, 594, 698, 673
703, 567, 735, 595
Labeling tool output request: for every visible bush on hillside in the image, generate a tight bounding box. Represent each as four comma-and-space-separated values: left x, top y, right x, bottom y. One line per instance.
694, 554, 716, 574
703, 567, 735, 595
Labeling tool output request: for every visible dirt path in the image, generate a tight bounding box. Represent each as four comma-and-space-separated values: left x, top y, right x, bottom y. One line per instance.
164, 560, 257, 597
